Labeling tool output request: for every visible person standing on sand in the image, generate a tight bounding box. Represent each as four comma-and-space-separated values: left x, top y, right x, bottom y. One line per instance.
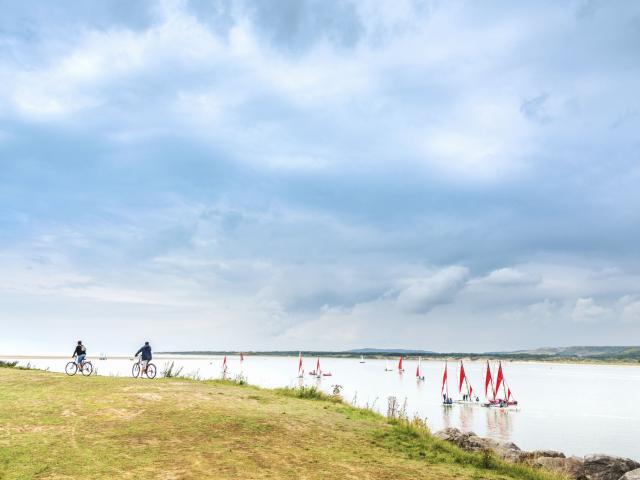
72, 340, 86, 366
134, 342, 152, 376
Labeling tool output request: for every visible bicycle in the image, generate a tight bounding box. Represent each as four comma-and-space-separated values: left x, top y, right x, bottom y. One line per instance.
132, 357, 157, 379
65, 359, 93, 376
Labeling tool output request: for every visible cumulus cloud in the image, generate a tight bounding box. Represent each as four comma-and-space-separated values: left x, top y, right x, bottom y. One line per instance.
473, 267, 540, 286
619, 295, 640, 324
571, 298, 609, 323
396, 266, 470, 313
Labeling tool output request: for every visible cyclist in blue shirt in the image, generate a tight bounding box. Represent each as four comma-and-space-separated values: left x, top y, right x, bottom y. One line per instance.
134, 342, 152, 376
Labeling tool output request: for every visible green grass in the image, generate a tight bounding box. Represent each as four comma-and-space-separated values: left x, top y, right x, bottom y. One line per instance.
0, 368, 563, 480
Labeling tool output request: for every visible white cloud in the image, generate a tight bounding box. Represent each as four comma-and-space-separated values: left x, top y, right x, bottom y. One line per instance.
619, 295, 640, 324
474, 267, 540, 286
396, 266, 470, 313
571, 297, 609, 323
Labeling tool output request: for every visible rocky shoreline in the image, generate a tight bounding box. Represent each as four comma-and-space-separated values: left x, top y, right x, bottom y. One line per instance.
434, 428, 639, 480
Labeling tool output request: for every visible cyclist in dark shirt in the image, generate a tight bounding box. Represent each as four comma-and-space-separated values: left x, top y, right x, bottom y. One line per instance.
134, 342, 152, 375
72, 341, 86, 366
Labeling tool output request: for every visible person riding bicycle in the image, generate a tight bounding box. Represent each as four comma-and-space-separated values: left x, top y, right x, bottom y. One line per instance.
134, 342, 152, 375
72, 340, 86, 366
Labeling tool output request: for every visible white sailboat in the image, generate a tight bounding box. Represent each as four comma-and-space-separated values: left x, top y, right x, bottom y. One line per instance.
359, 355, 365, 364
384, 359, 393, 371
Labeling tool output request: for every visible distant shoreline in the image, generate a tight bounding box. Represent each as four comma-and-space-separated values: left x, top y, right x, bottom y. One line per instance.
156, 351, 640, 366
2, 352, 638, 367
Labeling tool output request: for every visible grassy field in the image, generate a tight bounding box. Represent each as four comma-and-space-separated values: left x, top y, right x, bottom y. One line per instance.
0, 368, 562, 480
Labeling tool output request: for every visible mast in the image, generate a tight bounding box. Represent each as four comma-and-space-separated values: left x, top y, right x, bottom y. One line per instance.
441, 361, 449, 400
485, 360, 495, 401
298, 351, 304, 376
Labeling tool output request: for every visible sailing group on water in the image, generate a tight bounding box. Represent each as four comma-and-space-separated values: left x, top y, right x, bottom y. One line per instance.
217, 352, 518, 409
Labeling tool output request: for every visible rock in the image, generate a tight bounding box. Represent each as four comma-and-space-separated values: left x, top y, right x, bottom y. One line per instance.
434, 428, 527, 463
533, 456, 586, 479
582, 454, 640, 480
530, 450, 566, 459
619, 468, 640, 480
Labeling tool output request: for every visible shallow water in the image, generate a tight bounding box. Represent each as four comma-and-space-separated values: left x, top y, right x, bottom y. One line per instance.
6, 355, 639, 460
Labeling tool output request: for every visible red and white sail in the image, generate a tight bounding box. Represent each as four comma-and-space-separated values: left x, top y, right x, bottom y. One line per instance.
495, 362, 504, 398
416, 357, 422, 379
316, 357, 322, 376
458, 360, 474, 398
298, 351, 304, 376
441, 362, 448, 395
484, 360, 493, 399
222, 355, 228, 372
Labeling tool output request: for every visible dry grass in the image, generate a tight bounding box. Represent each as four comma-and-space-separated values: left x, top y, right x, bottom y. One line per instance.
0, 369, 561, 480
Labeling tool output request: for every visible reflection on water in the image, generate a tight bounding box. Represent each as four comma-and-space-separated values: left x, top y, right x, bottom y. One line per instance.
3, 355, 639, 460
485, 408, 513, 443
458, 405, 475, 433
441, 404, 453, 429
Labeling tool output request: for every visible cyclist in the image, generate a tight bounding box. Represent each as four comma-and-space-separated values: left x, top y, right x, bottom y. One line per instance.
134, 341, 152, 376
72, 340, 86, 367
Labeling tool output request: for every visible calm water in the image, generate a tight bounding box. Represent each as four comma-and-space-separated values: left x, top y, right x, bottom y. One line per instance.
6, 355, 639, 460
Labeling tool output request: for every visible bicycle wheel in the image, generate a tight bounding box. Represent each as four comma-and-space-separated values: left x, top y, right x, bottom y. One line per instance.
145, 363, 157, 379
65, 362, 78, 376
132, 363, 140, 378
81, 362, 93, 376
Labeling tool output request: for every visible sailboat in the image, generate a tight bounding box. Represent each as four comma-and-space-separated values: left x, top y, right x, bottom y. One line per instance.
441, 361, 453, 405
308, 357, 332, 377
416, 356, 425, 381
482, 361, 518, 408
297, 351, 304, 378
240, 352, 244, 362
384, 359, 393, 371
398, 355, 405, 373
359, 355, 365, 364
222, 355, 228, 374
456, 360, 478, 404
309, 357, 321, 378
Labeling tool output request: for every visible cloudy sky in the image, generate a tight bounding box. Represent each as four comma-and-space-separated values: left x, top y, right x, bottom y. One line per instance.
1, 0, 639, 354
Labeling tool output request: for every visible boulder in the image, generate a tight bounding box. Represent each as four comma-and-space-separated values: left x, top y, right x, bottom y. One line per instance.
530, 450, 566, 459
434, 428, 527, 463
582, 454, 640, 480
532, 456, 586, 479
619, 468, 640, 480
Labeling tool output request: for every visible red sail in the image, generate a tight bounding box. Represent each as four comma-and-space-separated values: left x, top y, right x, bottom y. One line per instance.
416, 363, 420, 378
222, 355, 227, 367
316, 357, 321, 372
459, 362, 466, 393
298, 352, 303, 373
441, 363, 448, 394
398, 356, 403, 370
495, 363, 504, 397
507, 388, 512, 401
469, 385, 473, 397
484, 361, 492, 397
240, 352, 244, 362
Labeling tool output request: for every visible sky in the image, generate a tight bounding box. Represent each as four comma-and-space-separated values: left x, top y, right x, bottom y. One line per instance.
1, 0, 639, 354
